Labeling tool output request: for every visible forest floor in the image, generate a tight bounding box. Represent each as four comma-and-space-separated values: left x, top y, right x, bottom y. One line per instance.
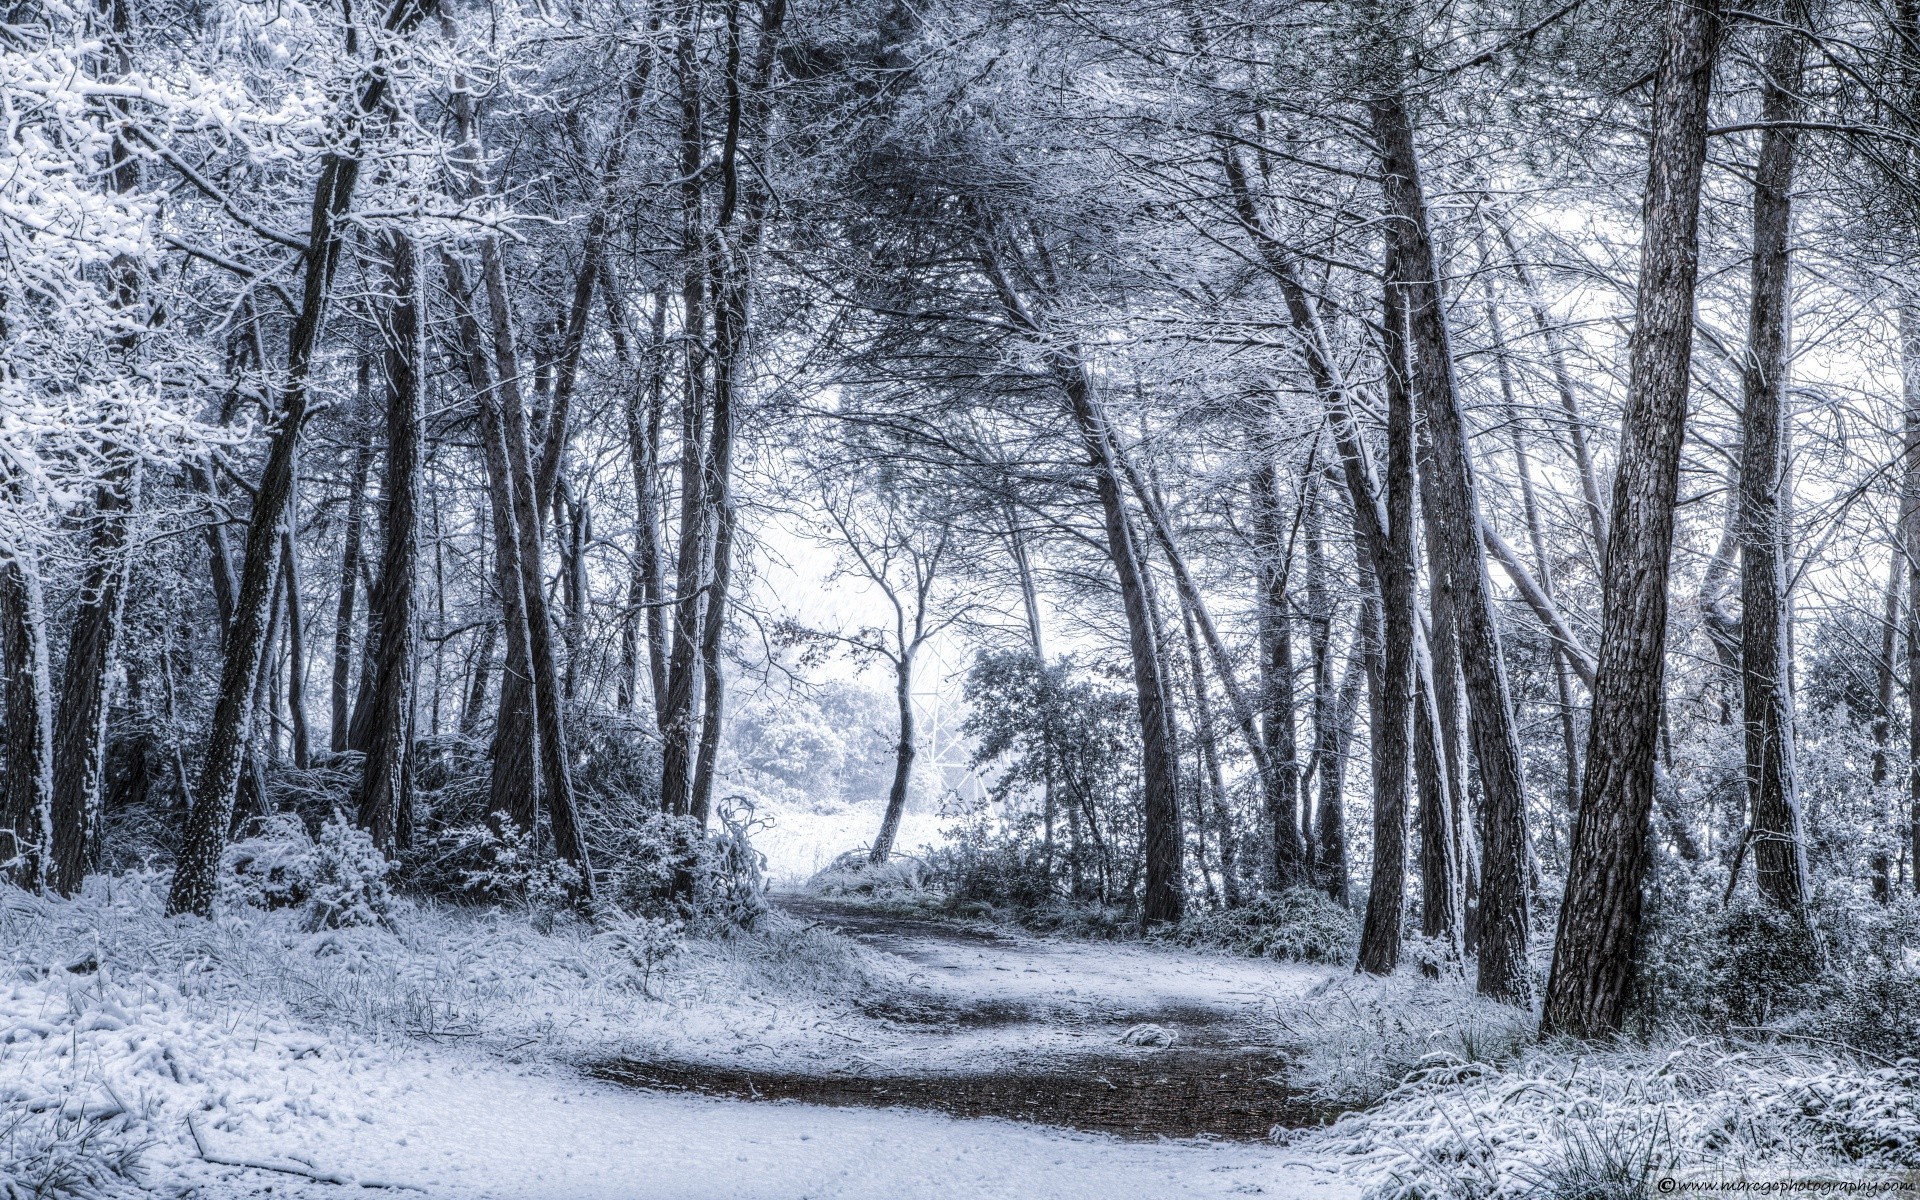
0, 878, 1364, 1199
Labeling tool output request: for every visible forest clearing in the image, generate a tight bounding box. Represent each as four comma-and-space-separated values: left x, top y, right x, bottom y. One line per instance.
10, 0, 1920, 1193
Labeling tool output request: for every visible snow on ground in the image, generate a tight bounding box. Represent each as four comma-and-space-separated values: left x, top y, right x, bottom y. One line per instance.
0, 876, 1364, 1199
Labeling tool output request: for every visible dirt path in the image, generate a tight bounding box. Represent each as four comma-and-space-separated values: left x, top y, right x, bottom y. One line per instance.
597, 896, 1342, 1142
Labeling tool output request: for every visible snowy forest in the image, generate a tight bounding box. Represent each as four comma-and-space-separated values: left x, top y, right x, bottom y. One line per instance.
8, 0, 1920, 1193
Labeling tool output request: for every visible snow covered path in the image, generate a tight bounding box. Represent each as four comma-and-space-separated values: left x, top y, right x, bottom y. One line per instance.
177, 1050, 1360, 1199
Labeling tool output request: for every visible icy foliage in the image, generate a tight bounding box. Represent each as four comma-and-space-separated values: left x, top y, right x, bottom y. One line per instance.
595, 914, 685, 997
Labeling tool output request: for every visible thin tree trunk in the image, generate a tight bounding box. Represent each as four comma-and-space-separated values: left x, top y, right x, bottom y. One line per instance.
869, 654, 916, 865
1064, 369, 1183, 924
1180, 586, 1241, 906
281, 521, 311, 770
1304, 467, 1336, 871
358, 231, 423, 855
2, 558, 54, 891
1252, 463, 1308, 889
1358, 257, 1417, 977
1372, 90, 1534, 1005
1485, 291, 1581, 817
1491, 212, 1609, 565
166, 0, 431, 917
443, 253, 539, 834
1874, 543, 1901, 902
1737, 15, 1812, 912
1901, 293, 1920, 898
1543, 0, 1721, 1037
332, 360, 374, 755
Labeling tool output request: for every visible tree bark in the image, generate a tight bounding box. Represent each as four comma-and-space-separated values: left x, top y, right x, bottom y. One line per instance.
49, 464, 137, 893
331, 361, 374, 755
1371, 90, 1534, 1005
442, 253, 540, 836
1543, 0, 1721, 1037
358, 232, 423, 855
869, 654, 916, 865
1873, 550, 1900, 902
1736, 15, 1812, 912
1901, 293, 1920, 897
1252, 463, 1308, 889
2, 558, 53, 891
1064, 368, 1183, 924
1358, 257, 1417, 977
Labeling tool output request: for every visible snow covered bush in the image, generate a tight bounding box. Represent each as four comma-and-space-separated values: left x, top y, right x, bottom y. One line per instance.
303, 818, 395, 932
1153, 888, 1359, 964
590, 796, 768, 929
595, 914, 685, 998
436, 822, 583, 911
808, 850, 926, 897
223, 813, 316, 911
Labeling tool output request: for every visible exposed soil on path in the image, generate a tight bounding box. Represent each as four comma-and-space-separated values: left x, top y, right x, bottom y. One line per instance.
592, 1049, 1335, 1141
596, 895, 1340, 1142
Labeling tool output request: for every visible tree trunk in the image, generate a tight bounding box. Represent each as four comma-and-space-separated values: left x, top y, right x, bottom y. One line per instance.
49, 465, 137, 894
332, 361, 374, 755
658, 0, 712, 816
1252, 463, 1308, 888
1371, 90, 1534, 1005
1358, 257, 1417, 976
869, 654, 916, 865
1491, 212, 1609, 565
1873, 551, 1900, 902
616, 286, 672, 718
358, 232, 423, 855
1543, 0, 1720, 1037
281, 520, 311, 770
1063, 368, 1183, 924
2, 558, 54, 891
1303, 468, 1336, 870
1180, 594, 1241, 906
166, 0, 432, 916
1901, 293, 1920, 898
1736, 16, 1811, 912
443, 253, 541, 836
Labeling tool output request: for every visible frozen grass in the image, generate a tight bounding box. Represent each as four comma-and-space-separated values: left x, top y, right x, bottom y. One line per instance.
1319, 1038, 1920, 1198
1264, 971, 1534, 1110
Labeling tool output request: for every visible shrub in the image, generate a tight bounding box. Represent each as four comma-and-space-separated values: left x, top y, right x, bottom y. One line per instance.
1153, 888, 1359, 964
224, 812, 316, 911
595, 913, 685, 998
807, 851, 926, 898
303, 816, 396, 931
591, 795, 769, 930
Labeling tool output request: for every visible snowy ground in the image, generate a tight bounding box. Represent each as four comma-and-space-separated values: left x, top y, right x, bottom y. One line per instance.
0, 878, 1362, 1199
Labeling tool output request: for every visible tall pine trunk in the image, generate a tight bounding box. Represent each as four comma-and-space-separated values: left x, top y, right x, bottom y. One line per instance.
1358, 254, 1417, 976
358, 232, 423, 854
1543, 0, 1720, 1037
1736, 16, 1811, 911
1371, 91, 1534, 1005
